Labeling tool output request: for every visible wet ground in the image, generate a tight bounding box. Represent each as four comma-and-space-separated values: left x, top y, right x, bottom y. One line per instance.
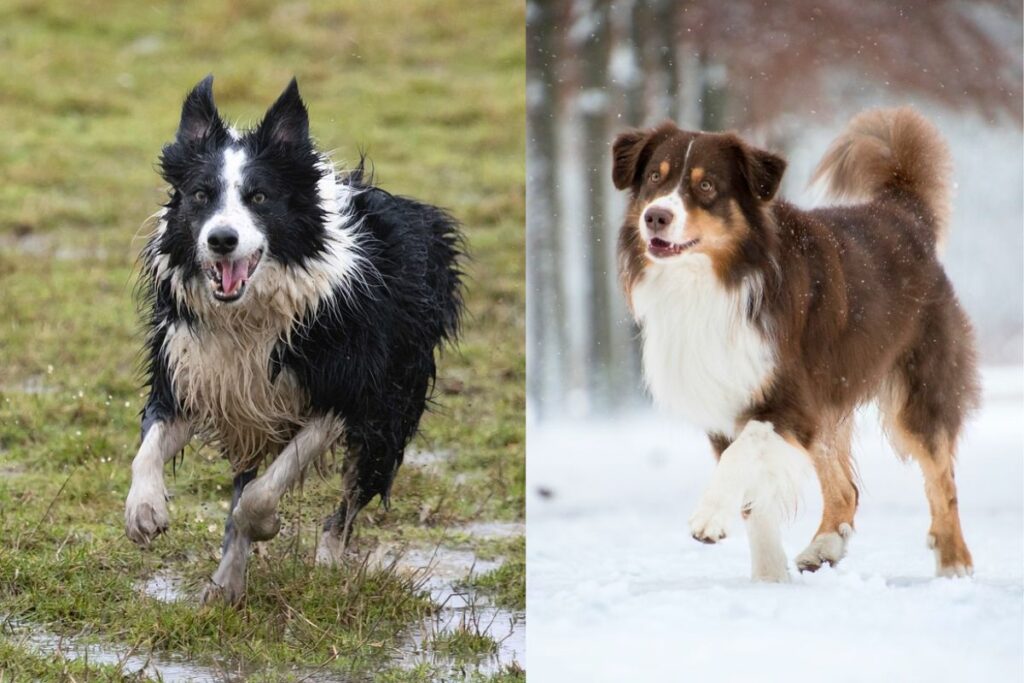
5, 524, 524, 681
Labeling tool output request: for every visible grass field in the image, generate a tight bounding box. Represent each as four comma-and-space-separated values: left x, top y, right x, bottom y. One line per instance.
0, 1, 524, 680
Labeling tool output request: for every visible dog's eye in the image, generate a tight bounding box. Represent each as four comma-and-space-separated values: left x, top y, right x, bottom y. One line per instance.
193, 190, 208, 204
650, 171, 661, 183
251, 192, 267, 205
699, 180, 714, 193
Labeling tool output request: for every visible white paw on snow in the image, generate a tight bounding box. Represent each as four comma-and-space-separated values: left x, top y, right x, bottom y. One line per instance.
689, 495, 734, 543
927, 533, 974, 578
795, 523, 853, 572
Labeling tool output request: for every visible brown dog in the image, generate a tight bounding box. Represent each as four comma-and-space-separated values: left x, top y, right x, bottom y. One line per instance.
612, 108, 979, 581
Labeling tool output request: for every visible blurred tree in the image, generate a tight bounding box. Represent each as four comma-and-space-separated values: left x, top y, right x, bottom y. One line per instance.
573, 0, 615, 406
527, 0, 566, 405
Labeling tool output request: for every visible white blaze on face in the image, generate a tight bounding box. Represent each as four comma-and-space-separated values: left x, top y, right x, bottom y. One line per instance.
637, 188, 688, 245
197, 148, 266, 265
636, 139, 696, 251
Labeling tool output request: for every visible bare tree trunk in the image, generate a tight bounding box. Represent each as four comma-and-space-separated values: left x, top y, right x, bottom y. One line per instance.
573, 0, 613, 409
622, 0, 646, 126
526, 0, 565, 414
699, 51, 728, 131
652, 0, 679, 122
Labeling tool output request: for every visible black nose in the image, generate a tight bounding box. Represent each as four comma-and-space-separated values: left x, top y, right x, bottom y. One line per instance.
207, 227, 238, 255
643, 207, 674, 232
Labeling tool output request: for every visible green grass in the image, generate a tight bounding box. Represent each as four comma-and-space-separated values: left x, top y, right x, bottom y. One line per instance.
0, 0, 524, 679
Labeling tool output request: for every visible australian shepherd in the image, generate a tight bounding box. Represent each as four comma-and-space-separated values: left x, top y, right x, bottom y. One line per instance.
612, 108, 979, 582
124, 76, 463, 604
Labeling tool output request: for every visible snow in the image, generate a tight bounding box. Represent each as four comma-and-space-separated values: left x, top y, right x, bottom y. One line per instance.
527, 367, 1024, 682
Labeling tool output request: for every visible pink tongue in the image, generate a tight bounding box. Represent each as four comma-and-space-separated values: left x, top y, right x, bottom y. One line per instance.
219, 259, 249, 295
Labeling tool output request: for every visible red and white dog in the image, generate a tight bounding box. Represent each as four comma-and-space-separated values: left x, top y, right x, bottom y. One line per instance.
612, 108, 979, 581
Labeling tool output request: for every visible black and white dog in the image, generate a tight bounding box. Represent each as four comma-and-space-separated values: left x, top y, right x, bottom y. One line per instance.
124, 76, 463, 604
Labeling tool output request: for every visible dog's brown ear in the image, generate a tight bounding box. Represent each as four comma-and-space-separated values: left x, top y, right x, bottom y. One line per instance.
737, 142, 787, 201
611, 128, 653, 190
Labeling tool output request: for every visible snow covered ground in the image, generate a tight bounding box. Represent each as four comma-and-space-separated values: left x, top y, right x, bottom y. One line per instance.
527, 367, 1023, 682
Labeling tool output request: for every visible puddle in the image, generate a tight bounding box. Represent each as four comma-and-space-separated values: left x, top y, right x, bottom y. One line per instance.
3, 617, 231, 682
135, 569, 188, 603
459, 521, 525, 539
404, 448, 453, 473
369, 543, 525, 675
8, 540, 524, 680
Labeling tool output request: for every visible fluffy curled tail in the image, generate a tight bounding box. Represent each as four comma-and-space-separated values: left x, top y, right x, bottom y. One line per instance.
812, 107, 952, 243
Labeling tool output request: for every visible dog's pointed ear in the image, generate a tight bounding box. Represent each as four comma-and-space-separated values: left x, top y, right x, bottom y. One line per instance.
258, 78, 309, 146
737, 141, 786, 201
611, 128, 653, 190
176, 74, 224, 144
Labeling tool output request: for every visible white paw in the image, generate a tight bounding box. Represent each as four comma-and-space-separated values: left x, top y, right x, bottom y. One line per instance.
752, 556, 790, 583
689, 496, 734, 544
124, 482, 170, 546
928, 534, 974, 578
202, 541, 249, 606
315, 530, 350, 567
795, 523, 852, 573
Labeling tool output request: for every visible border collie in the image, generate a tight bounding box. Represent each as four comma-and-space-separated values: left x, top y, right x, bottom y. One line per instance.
612, 107, 979, 582
124, 76, 463, 604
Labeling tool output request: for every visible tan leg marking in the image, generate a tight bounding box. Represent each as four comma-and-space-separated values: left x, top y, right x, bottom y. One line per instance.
795, 417, 858, 572
888, 423, 973, 577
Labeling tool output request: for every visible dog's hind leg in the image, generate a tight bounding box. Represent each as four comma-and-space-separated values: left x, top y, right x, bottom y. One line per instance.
125, 419, 192, 546
202, 417, 343, 605
795, 415, 858, 572
878, 297, 979, 577
316, 430, 405, 566
219, 467, 258, 556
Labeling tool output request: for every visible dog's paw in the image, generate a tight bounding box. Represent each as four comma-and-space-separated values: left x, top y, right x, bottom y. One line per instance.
124, 485, 170, 546
795, 523, 852, 573
689, 497, 733, 544
202, 544, 248, 607
315, 529, 355, 567
752, 555, 790, 583
200, 578, 245, 607
928, 533, 974, 578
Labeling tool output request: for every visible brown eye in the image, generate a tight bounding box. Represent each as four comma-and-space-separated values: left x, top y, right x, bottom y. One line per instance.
251, 192, 266, 205
699, 180, 713, 193
650, 171, 661, 182
193, 190, 208, 204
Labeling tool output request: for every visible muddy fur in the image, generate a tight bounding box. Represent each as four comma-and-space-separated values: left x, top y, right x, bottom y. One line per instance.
133, 76, 464, 567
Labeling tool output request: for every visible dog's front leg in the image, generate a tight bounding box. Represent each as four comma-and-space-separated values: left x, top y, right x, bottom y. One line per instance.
202, 417, 343, 606
688, 420, 806, 582
125, 419, 192, 545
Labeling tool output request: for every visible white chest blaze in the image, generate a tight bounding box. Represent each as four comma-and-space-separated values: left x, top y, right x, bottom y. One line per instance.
631, 255, 776, 437
197, 148, 265, 263
163, 316, 309, 470
149, 155, 367, 470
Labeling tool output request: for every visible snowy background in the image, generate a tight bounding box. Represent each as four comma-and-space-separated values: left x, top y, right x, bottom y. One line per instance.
525, 2, 1023, 680
527, 368, 1023, 681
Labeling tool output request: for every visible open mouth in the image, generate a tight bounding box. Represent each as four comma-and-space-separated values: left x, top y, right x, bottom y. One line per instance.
647, 237, 699, 258
204, 249, 263, 302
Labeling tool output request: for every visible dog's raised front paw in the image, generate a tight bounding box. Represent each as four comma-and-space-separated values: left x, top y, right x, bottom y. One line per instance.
124, 485, 170, 546
689, 497, 733, 544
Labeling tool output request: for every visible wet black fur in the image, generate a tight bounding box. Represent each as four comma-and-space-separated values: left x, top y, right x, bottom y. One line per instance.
138, 76, 464, 541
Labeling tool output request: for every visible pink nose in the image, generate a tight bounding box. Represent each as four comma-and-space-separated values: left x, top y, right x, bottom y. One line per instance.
643, 207, 673, 232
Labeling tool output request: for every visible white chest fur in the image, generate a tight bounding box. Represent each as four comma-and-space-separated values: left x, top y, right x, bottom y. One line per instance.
163, 318, 309, 470
631, 255, 776, 437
